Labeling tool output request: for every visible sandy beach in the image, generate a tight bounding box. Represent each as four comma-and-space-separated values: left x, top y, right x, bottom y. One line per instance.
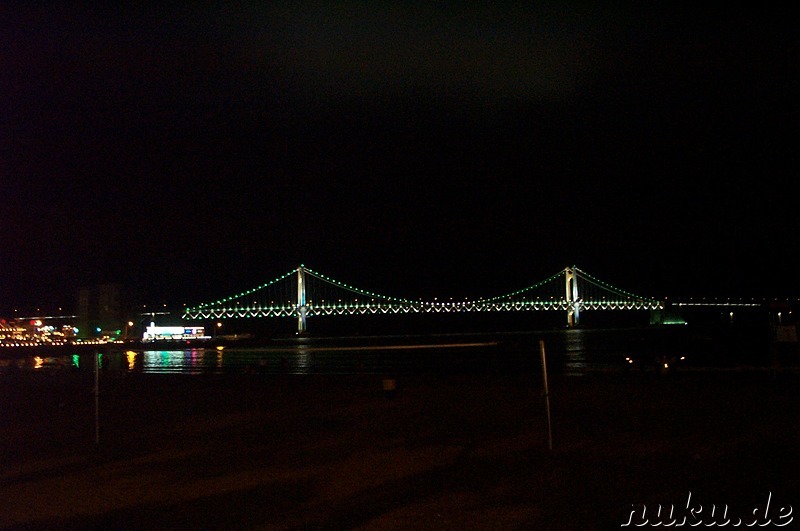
2, 369, 798, 529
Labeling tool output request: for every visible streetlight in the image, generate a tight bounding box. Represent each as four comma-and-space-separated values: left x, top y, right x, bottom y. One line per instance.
214, 322, 222, 339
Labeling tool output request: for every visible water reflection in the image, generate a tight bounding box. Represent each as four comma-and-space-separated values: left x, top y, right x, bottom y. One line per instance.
0, 326, 776, 376
294, 345, 310, 374
141, 349, 219, 374
32, 356, 70, 370
563, 329, 588, 376
126, 351, 136, 371
143, 351, 177, 372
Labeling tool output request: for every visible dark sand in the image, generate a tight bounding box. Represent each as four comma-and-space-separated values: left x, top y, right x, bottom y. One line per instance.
2, 369, 798, 529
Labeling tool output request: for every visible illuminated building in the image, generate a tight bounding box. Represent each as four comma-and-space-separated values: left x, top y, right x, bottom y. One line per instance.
142, 324, 207, 342
0, 322, 27, 343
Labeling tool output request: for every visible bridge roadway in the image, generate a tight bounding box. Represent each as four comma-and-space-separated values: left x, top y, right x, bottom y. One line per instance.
181, 265, 796, 331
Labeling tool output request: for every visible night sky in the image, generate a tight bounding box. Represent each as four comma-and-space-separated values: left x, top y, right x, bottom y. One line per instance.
3, 4, 798, 315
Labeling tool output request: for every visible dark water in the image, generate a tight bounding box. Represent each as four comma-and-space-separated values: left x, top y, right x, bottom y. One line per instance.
2, 321, 796, 376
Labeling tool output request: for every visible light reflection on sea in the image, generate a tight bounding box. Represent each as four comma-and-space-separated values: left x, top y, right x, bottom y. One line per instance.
563, 328, 588, 376
0, 324, 784, 376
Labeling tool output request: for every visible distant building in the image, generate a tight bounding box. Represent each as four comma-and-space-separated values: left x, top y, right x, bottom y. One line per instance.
76, 283, 131, 338
142, 324, 207, 342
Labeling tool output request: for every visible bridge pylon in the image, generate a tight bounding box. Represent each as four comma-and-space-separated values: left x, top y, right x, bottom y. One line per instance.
297, 265, 307, 334
565, 266, 580, 327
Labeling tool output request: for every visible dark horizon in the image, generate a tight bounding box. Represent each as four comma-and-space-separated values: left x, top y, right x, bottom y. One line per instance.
3, 5, 798, 316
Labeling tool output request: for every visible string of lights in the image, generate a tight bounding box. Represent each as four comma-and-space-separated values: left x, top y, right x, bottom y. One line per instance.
182, 265, 663, 320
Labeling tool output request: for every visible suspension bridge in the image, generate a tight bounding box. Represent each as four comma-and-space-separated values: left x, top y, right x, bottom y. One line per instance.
182, 265, 664, 332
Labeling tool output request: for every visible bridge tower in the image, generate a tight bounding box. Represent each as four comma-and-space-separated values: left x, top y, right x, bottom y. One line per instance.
296, 265, 307, 334
565, 266, 580, 327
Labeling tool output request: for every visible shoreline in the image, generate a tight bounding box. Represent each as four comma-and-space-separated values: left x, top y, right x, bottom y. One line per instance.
2, 370, 799, 528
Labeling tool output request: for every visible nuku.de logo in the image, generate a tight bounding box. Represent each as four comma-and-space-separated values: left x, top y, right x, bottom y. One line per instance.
621, 492, 793, 527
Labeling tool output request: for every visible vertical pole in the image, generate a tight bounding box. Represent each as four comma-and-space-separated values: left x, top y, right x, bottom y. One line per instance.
296, 265, 307, 334
539, 339, 553, 450
94, 352, 100, 445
